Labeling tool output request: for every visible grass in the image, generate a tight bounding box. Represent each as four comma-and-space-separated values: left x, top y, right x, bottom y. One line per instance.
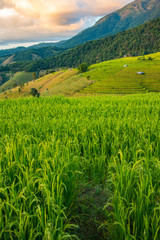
0, 94, 160, 239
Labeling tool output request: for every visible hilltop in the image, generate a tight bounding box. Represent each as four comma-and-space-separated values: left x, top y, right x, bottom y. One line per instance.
55, 0, 160, 48
1, 52, 160, 99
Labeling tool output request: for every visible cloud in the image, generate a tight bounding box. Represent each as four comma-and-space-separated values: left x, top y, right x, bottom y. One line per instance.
0, 0, 133, 46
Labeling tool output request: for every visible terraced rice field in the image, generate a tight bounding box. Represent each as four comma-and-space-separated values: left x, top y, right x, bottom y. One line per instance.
81, 53, 160, 94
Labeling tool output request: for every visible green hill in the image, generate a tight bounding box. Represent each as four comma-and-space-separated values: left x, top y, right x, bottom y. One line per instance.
0, 72, 33, 92
1, 52, 160, 98
55, 0, 160, 48
80, 53, 160, 94
0, 47, 65, 66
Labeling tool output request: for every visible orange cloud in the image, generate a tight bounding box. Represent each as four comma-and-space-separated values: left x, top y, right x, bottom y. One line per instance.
0, 0, 133, 45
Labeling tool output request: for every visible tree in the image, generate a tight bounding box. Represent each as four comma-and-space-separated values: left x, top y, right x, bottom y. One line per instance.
19, 83, 24, 89
30, 88, 40, 97
32, 72, 36, 81
78, 63, 88, 73
13, 81, 18, 88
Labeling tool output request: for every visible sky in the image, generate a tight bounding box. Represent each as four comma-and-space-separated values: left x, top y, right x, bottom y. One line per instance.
0, 0, 133, 49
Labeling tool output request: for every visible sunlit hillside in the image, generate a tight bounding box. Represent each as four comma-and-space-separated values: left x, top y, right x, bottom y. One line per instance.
0, 69, 93, 99
1, 52, 160, 99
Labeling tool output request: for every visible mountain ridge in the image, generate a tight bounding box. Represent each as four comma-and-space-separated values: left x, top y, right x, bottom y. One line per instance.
54, 0, 160, 48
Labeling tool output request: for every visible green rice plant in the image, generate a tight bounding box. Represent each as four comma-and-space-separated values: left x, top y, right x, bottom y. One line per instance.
0, 94, 160, 239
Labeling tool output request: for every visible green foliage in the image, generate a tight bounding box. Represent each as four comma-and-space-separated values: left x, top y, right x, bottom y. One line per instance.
138, 56, 146, 60
30, 88, 40, 97
32, 72, 36, 81
78, 63, 88, 73
19, 83, 24, 89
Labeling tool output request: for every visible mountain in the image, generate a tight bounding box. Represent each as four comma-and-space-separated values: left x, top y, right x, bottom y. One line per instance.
4, 17, 159, 72
54, 0, 160, 48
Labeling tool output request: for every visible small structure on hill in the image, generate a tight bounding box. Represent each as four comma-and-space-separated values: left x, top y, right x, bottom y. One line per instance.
124, 54, 132, 58
124, 65, 128, 67
137, 72, 145, 75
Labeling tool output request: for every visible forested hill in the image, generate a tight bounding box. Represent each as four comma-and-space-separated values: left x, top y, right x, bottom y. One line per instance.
54, 0, 160, 48
1, 17, 160, 72
0, 47, 66, 66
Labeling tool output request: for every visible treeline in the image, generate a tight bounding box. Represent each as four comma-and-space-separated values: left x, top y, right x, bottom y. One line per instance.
1, 18, 160, 72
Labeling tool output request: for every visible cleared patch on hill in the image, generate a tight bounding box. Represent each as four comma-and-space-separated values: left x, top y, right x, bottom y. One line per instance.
2, 54, 15, 66
0, 71, 33, 92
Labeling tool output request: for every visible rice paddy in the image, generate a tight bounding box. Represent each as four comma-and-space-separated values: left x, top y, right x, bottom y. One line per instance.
81, 53, 160, 94
0, 93, 160, 239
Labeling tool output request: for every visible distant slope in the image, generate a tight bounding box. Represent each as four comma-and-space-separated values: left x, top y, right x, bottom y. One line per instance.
0, 47, 26, 57
55, 0, 160, 48
0, 72, 33, 92
13, 47, 65, 62
0, 47, 66, 66
1, 52, 160, 98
